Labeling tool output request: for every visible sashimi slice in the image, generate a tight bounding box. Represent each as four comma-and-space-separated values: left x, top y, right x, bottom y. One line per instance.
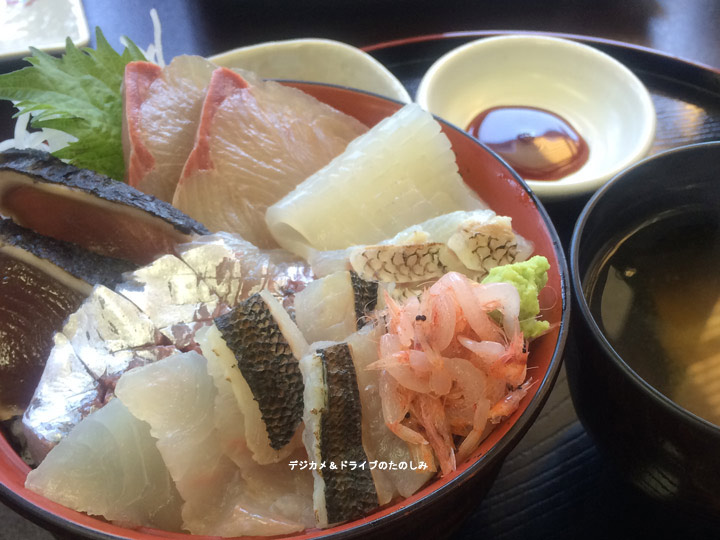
175, 231, 313, 309
266, 103, 486, 259
299, 342, 379, 527
294, 270, 378, 344
115, 351, 312, 536
346, 325, 435, 500
172, 67, 367, 248
123, 56, 216, 201
197, 290, 308, 464
25, 398, 184, 531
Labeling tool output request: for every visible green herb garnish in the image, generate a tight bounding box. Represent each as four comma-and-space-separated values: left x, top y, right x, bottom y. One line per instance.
0, 28, 146, 180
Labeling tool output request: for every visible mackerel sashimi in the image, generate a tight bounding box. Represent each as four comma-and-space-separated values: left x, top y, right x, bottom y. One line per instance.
172, 67, 367, 248
123, 56, 216, 202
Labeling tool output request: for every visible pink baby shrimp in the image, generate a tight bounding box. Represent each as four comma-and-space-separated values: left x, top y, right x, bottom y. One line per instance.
372, 271, 536, 475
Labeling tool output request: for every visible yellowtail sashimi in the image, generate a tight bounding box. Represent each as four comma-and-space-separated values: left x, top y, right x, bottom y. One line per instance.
122, 56, 216, 202
266, 103, 487, 259
172, 67, 367, 248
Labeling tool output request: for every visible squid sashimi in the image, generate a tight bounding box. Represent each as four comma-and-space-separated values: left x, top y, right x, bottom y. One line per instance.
25, 398, 184, 531
197, 290, 308, 464
122, 56, 216, 201
370, 272, 534, 475
115, 352, 312, 536
266, 103, 486, 259
172, 67, 367, 248
293, 270, 378, 344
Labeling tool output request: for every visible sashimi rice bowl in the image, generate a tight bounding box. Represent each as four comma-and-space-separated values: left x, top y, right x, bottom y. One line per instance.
0, 31, 568, 540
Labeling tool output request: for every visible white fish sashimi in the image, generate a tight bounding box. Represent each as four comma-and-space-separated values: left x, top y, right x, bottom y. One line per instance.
347, 325, 435, 501
197, 290, 308, 464
294, 271, 360, 343
25, 398, 183, 531
266, 103, 487, 259
115, 351, 312, 536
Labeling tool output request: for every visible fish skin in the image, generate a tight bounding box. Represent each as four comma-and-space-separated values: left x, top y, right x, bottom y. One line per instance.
307, 343, 378, 526
0, 149, 209, 236
175, 232, 314, 309
215, 292, 306, 451
350, 271, 378, 329
349, 242, 454, 283
0, 218, 137, 290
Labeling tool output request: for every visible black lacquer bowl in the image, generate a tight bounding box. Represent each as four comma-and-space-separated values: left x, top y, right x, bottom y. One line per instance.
568, 141, 720, 520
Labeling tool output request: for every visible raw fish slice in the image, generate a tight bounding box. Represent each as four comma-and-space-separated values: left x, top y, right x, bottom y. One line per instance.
204, 342, 315, 527
349, 242, 457, 284
21, 333, 102, 464
0, 148, 209, 265
61, 285, 158, 380
299, 342, 378, 527
172, 67, 367, 247
175, 231, 313, 309
116, 253, 219, 329
197, 290, 308, 464
294, 270, 378, 343
116, 352, 312, 535
123, 56, 216, 201
346, 326, 434, 500
25, 398, 183, 531
266, 103, 486, 258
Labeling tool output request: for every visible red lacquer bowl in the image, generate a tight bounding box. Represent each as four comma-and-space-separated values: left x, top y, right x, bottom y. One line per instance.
0, 82, 570, 540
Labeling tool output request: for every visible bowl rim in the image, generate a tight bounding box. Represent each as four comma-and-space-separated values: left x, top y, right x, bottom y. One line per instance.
569, 140, 720, 436
415, 33, 657, 201
0, 80, 571, 540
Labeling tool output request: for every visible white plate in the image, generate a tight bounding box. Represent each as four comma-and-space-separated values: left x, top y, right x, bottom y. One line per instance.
416, 35, 657, 200
209, 38, 411, 103
0, 0, 89, 60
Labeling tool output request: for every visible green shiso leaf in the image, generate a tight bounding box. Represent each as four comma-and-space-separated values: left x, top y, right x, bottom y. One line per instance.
0, 28, 146, 181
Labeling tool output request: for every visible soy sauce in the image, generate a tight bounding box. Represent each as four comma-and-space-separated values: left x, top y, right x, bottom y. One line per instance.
587, 209, 720, 426
467, 105, 589, 181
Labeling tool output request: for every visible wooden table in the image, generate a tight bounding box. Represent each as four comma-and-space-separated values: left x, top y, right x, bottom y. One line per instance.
1, 1, 719, 538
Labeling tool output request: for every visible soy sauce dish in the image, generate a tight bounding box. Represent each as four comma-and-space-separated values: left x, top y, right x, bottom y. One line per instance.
416, 34, 656, 201
568, 142, 720, 518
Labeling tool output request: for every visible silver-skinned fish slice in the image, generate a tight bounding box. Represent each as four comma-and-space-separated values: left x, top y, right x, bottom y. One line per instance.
300, 342, 379, 527
197, 289, 308, 464
0, 219, 135, 420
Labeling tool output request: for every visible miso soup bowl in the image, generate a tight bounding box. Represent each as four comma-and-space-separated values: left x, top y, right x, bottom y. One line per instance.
568, 141, 720, 520
0, 83, 569, 539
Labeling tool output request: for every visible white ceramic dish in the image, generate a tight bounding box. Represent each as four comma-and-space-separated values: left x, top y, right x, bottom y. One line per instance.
209, 38, 412, 103
415, 35, 656, 200
0, 0, 89, 61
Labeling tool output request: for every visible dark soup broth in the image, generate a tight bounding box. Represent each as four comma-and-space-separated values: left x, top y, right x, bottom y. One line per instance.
587, 207, 720, 426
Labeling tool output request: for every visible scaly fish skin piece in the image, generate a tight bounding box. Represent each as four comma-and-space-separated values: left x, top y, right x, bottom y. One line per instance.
349, 242, 456, 284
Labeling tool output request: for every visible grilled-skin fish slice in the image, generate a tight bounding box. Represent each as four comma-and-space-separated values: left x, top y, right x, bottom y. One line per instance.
198, 290, 308, 463
300, 342, 378, 527
0, 148, 209, 265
